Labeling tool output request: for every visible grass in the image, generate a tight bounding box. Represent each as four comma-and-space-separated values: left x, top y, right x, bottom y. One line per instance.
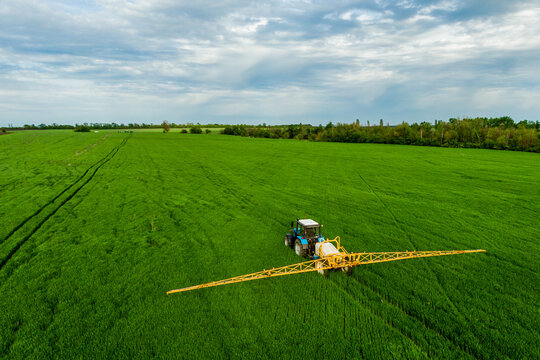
0, 130, 538, 359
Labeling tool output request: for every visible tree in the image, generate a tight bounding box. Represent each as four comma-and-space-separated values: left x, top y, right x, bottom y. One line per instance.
162, 121, 170, 133
190, 126, 202, 134
285, 125, 298, 139
74, 125, 90, 132
419, 122, 431, 140
487, 116, 514, 128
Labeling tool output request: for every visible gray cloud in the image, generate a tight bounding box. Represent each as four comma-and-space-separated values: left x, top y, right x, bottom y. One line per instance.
1, 0, 539, 126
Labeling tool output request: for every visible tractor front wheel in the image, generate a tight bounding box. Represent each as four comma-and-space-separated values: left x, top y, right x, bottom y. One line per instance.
294, 240, 307, 257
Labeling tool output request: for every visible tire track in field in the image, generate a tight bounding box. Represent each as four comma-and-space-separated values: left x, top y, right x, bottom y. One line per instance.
356, 171, 452, 290
448, 214, 535, 273
339, 274, 481, 359
326, 276, 431, 358
354, 170, 483, 352
0, 136, 130, 273
1, 138, 128, 246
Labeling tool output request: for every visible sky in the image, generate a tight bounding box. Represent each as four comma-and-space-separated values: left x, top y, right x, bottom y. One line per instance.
1, 0, 539, 126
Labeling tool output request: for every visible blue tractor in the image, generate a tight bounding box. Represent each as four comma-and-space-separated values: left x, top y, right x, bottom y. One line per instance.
284, 218, 325, 258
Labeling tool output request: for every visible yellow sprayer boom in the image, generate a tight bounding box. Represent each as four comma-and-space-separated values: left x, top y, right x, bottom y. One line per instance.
167, 237, 486, 294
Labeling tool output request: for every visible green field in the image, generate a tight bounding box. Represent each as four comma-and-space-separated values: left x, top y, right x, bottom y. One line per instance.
0, 130, 538, 359
126, 127, 224, 133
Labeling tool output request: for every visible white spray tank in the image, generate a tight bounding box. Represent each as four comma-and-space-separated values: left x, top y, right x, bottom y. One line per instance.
315, 241, 341, 258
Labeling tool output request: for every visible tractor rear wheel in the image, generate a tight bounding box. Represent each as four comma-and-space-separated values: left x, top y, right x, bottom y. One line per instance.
294, 240, 307, 257
284, 235, 291, 247
342, 266, 353, 276
316, 261, 328, 277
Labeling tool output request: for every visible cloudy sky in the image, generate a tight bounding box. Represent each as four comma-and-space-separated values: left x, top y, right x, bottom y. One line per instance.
1, 0, 539, 126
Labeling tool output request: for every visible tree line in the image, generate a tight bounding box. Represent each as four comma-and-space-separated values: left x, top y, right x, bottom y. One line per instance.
12, 122, 226, 130
222, 117, 540, 152
161, 121, 211, 134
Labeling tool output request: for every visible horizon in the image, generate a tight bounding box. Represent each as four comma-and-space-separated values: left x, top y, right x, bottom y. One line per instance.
7, 116, 539, 131
1, 1, 540, 127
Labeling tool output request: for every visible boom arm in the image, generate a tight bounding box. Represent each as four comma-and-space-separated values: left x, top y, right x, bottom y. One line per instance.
167, 248, 486, 294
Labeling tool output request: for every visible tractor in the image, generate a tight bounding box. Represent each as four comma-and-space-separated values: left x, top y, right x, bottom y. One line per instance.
167, 219, 486, 294
284, 218, 352, 275
284, 218, 323, 258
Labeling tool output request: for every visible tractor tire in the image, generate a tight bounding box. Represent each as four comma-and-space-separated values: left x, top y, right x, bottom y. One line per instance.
284, 235, 291, 247
342, 266, 353, 276
294, 240, 307, 258
316, 261, 328, 277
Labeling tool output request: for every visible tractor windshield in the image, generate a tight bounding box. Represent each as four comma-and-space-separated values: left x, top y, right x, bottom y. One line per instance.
304, 227, 317, 238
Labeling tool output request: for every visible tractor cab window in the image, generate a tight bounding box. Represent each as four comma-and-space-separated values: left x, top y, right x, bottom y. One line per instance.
305, 227, 316, 238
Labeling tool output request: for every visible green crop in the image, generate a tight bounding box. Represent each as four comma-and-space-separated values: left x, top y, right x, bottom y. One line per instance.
0, 130, 538, 359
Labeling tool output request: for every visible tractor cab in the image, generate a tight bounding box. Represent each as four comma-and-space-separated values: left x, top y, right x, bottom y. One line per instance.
295, 219, 321, 239
284, 218, 325, 258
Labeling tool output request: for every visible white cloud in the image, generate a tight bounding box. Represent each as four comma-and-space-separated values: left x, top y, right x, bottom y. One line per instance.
472, 87, 540, 111
0, 0, 539, 125
396, 0, 416, 9
325, 8, 393, 24
418, 0, 459, 15
226, 15, 271, 34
